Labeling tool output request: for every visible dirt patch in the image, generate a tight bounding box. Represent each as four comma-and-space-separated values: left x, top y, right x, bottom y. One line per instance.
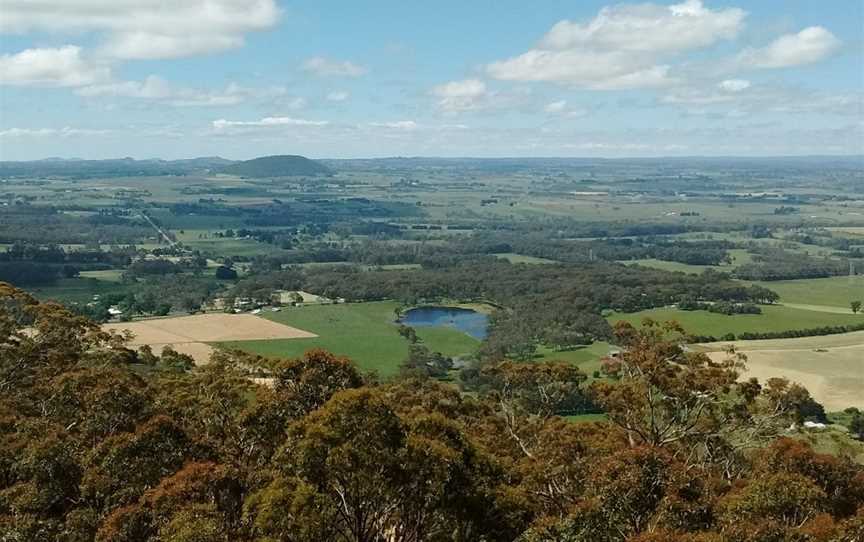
104, 313, 316, 364
702, 334, 864, 411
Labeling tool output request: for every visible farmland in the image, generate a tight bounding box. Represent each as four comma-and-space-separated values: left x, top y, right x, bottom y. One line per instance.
220, 301, 481, 376
608, 304, 864, 338
748, 275, 864, 311
697, 331, 864, 411
104, 313, 317, 364
5, 155, 864, 408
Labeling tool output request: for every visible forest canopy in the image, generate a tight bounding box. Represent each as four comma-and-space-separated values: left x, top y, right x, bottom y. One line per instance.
1, 283, 862, 542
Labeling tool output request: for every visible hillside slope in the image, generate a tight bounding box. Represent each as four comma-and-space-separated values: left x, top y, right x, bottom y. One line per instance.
220, 155, 332, 177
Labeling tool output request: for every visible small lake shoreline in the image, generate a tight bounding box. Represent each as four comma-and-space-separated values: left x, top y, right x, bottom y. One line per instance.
399, 305, 491, 340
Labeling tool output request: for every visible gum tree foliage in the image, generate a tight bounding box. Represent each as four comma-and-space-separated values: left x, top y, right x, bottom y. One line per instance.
1, 282, 863, 542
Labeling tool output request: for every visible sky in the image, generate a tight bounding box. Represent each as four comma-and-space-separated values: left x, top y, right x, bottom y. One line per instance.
0, 0, 862, 160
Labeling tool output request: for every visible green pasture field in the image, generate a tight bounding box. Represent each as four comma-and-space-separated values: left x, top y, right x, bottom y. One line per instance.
180, 236, 282, 258
622, 249, 752, 275
748, 275, 864, 310
27, 278, 130, 305
494, 253, 559, 264
77, 269, 125, 282
218, 301, 481, 377
533, 342, 613, 377
608, 304, 864, 338
623, 259, 717, 274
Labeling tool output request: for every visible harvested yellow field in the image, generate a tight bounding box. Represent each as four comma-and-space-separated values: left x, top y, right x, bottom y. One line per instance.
700, 332, 864, 411
104, 313, 316, 364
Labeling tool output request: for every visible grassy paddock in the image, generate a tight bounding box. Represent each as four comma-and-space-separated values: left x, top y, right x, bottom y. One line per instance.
609, 304, 864, 338
27, 278, 130, 305
77, 269, 125, 282
748, 275, 864, 310
494, 253, 559, 264
219, 301, 480, 376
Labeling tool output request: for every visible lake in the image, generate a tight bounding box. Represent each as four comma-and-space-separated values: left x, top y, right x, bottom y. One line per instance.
400, 306, 489, 339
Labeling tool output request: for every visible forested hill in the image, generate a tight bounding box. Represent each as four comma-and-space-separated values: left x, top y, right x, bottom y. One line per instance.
219, 155, 333, 177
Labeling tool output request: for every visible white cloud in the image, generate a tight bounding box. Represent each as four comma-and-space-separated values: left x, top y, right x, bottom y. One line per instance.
544, 100, 587, 118
0, 126, 112, 138
1, 0, 280, 60
736, 26, 840, 69
0, 46, 110, 87
368, 121, 418, 130
431, 79, 495, 112
489, 49, 674, 89
486, 0, 743, 89
76, 76, 288, 106
430, 78, 534, 112
212, 116, 330, 130
106, 33, 245, 61
718, 79, 750, 92
77, 75, 172, 99
662, 82, 861, 116
540, 0, 744, 53
545, 100, 568, 114
302, 57, 367, 77
326, 90, 350, 102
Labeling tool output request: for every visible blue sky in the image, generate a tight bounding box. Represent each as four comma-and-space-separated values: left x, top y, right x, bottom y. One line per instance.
0, 0, 861, 159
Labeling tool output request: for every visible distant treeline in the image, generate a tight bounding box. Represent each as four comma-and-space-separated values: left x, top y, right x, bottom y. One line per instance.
691, 321, 864, 343
0, 207, 151, 244
235, 234, 735, 268
0, 245, 133, 286
732, 247, 858, 281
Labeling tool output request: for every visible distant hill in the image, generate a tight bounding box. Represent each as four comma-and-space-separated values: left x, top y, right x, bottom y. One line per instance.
220, 155, 332, 177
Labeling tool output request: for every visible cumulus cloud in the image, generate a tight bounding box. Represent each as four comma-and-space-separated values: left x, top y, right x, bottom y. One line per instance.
486, 0, 743, 89
326, 90, 350, 102
368, 121, 418, 130
544, 100, 587, 118
0, 46, 110, 87
662, 81, 861, 117
431, 79, 488, 111
212, 116, 330, 130
718, 79, 750, 92
430, 78, 529, 112
76, 76, 288, 106
736, 26, 840, 69
1, 0, 280, 60
545, 100, 568, 113
539, 0, 744, 53
302, 57, 367, 77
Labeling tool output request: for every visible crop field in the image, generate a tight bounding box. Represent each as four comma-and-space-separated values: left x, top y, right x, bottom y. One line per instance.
697, 331, 864, 411
105, 313, 316, 364
220, 301, 481, 376
608, 304, 864, 337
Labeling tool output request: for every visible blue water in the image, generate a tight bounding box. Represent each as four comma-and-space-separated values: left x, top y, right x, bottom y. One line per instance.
400, 306, 489, 339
